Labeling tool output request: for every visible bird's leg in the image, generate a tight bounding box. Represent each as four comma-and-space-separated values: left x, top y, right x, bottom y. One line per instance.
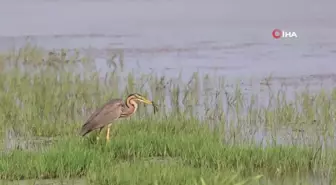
106, 124, 111, 142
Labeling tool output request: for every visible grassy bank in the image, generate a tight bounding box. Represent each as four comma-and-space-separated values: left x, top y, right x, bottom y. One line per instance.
0, 120, 333, 184
0, 45, 335, 184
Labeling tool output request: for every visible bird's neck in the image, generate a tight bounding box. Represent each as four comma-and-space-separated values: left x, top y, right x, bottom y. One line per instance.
121, 99, 137, 118
130, 99, 138, 113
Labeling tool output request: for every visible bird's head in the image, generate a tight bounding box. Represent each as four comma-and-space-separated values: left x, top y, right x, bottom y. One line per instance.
128, 93, 153, 105
127, 93, 159, 113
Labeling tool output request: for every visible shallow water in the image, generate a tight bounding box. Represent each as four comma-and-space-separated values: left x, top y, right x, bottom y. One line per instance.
1, 0, 336, 146
0, 2, 335, 183
0, 0, 336, 84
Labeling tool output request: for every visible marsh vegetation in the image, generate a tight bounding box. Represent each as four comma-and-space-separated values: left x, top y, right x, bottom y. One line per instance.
0, 45, 335, 185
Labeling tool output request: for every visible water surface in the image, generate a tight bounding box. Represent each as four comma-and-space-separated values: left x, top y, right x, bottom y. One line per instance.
0, 0, 335, 87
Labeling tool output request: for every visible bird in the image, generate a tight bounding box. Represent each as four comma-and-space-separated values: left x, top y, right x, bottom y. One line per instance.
80, 93, 158, 142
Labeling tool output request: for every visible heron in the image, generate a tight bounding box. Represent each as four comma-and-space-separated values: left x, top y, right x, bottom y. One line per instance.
80, 93, 158, 141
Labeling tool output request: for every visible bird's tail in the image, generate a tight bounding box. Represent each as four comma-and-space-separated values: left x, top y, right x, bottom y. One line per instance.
79, 124, 91, 136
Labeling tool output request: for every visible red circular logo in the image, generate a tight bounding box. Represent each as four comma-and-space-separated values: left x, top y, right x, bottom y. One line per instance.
272, 29, 282, 39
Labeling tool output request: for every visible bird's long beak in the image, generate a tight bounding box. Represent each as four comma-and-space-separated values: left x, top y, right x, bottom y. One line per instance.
138, 96, 159, 114
138, 97, 153, 105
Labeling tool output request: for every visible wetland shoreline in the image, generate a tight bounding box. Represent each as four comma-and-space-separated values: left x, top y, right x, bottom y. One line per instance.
0, 47, 335, 184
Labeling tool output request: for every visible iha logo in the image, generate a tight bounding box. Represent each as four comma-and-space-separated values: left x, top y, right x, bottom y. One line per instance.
272, 29, 298, 39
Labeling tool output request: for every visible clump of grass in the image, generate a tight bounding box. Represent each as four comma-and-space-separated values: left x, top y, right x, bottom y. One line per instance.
1, 120, 330, 184
0, 45, 336, 184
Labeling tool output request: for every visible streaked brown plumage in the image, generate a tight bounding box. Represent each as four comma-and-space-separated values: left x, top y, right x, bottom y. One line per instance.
80, 93, 158, 141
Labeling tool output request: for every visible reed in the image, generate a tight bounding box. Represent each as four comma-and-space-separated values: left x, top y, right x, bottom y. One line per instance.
0, 45, 335, 185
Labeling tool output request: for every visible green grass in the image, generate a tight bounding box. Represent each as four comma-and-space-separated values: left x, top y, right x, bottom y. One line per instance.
0, 45, 335, 184
0, 121, 330, 184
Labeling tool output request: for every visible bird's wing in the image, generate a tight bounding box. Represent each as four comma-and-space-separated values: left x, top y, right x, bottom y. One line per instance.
80, 99, 124, 136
